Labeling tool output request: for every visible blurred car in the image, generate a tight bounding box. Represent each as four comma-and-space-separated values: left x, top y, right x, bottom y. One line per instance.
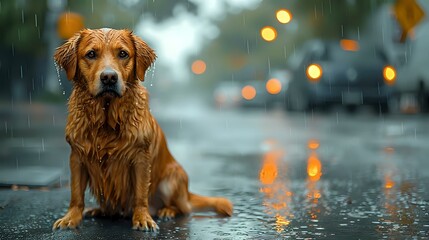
285, 39, 396, 112
213, 81, 242, 108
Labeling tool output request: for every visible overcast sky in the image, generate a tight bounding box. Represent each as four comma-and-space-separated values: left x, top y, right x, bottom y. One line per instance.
136, 0, 262, 82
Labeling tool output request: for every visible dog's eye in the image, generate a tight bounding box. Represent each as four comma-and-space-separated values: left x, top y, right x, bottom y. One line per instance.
86, 50, 96, 59
119, 50, 129, 59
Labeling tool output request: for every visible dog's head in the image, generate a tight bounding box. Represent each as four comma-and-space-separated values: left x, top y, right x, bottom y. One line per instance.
54, 28, 156, 98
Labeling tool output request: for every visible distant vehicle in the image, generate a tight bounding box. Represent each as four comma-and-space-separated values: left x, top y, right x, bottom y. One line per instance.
213, 81, 241, 109
284, 39, 396, 112
238, 70, 290, 109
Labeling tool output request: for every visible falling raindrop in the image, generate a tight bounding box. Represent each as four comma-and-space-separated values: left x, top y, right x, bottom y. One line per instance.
41, 138, 45, 152
20, 66, 23, 79
21, 9, 24, 23
34, 14, 38, 27
62, 91, 66, 95
52, 115, 56, 127
357, 27, 360, 40
4, 121, 7, 134
29, 92, 32, 104
91, 0, 94, 13
11, 44, 15, 56
27, 115, 31, 128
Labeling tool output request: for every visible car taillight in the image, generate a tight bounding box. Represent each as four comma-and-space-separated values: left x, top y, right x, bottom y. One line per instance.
266, 78, 282, 95
306, 64, 323, 82
383, 65, 396, 85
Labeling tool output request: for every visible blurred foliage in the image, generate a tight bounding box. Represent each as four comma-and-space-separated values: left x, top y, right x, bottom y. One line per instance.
195, 0, 393, 87
0, 0, 47, 55
66, 0, 196, 30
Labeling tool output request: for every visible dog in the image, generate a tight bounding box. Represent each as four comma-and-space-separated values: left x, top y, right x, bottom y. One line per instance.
52, 28, 233, 231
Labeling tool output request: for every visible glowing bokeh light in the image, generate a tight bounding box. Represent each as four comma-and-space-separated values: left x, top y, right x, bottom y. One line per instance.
261, 26, 277, 42
241, 85, 256, 100
266, 78, 282, 95
191, 60, 207, 75
276, 9, 292, 24
306, 64, 323, 82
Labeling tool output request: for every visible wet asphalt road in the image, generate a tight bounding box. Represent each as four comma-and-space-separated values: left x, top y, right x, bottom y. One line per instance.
0, 101, 429, 239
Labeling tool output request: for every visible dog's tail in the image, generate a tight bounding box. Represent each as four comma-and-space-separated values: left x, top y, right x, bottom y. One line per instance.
189, 192, 233, 216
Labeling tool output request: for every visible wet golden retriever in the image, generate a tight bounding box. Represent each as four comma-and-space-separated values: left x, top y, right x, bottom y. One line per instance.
52, 28, 233, 231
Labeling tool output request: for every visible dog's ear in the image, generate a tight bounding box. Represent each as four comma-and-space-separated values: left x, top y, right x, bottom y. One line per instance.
54, 32, 81, 80
131, 33, 156, 81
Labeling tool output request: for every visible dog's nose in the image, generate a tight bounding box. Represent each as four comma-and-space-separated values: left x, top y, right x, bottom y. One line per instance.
100, 69, 118, 85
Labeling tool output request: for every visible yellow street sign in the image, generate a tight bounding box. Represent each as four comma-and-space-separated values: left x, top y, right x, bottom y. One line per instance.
393, 0, 425, 42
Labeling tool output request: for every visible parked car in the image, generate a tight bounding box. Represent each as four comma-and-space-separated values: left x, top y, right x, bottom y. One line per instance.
238, 71, 290, 109
285, 39, 396, 112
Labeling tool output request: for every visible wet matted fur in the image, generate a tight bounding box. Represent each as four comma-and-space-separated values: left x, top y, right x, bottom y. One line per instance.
52, 28, 233, 231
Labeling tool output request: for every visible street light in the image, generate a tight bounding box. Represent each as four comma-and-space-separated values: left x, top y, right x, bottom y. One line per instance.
276, 9, 292, 24
260, 26, 277, 42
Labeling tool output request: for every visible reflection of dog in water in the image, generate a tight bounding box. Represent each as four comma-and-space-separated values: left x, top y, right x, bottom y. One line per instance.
52, 28, 233, 231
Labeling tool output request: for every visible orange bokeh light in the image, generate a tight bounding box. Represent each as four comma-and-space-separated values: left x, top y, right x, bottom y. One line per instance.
191, 60, 207, 75
261, 26, 277, 42
340, 39, 360, 51
308, 139, 320, 150
266, 78, 282, 95
242, 85, 256, 100
307, 153, 322, 181
259, 162, 278, 185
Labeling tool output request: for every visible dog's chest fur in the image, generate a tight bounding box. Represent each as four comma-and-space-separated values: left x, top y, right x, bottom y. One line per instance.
65, 85, 153, 215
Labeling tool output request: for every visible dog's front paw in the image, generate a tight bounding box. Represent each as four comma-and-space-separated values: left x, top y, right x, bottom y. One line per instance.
52, 207, 83, 230
132, 207, 159, 231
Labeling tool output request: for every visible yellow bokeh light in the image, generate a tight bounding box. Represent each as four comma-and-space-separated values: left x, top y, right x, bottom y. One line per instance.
306, 64, 323, 82
261, 26, 277, 42
242, 85, 256, 100
383, 65, 396, 85
266, 78, 282, 95
276, 9, 292, 24
191, 60, 207, 75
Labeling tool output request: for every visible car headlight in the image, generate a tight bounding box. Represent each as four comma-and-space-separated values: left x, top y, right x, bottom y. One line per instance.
306, 64, 323, 82
383, 65, 396, 85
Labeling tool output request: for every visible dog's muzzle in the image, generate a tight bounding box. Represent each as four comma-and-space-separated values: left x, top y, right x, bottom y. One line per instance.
97, 69, 121, 98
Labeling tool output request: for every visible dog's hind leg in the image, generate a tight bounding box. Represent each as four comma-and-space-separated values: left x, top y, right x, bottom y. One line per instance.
157, 165, 191, 220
